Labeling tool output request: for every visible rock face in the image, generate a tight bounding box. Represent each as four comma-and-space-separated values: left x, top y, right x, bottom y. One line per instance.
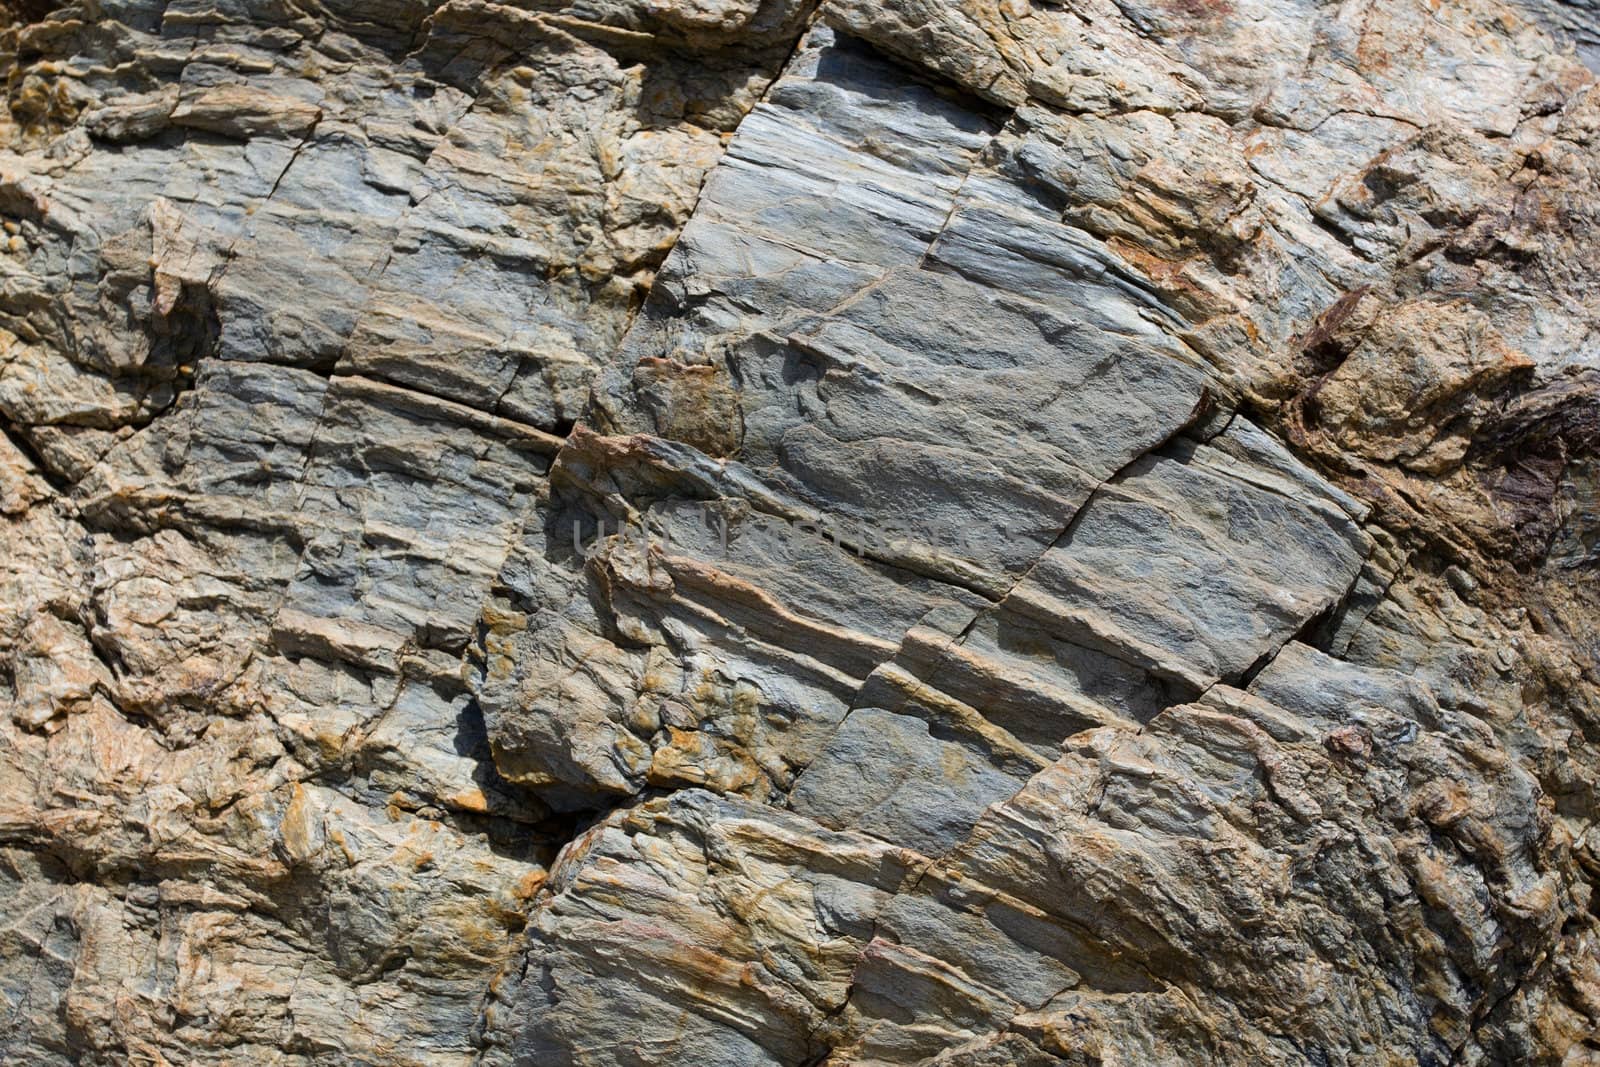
1, 0, 1599, 1063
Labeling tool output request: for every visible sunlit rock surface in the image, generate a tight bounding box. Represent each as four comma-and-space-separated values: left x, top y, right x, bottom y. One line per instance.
1, 0, 1598, 1063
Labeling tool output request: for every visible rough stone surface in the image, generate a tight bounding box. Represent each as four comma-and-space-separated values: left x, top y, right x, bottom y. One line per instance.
1, 0, 1598, 1064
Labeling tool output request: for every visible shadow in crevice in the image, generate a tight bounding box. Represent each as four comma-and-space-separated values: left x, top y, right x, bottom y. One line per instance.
0, 0, 60, 29
449, 696, 588, 863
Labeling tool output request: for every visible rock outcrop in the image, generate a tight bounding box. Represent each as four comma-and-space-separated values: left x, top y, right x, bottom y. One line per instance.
1, 0, 1598, 1064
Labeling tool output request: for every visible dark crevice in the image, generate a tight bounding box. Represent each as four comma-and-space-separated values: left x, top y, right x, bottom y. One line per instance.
0, 416, 71, 495
1234, 644, 1281, 691
1311, 211, 1362, 253
0, 0, 61, 26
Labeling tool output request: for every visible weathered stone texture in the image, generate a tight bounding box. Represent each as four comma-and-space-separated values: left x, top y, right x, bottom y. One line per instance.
2, 0, 1598, 1064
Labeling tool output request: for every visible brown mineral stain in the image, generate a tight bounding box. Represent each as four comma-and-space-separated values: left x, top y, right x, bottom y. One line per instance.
1163, 0, 1233, 18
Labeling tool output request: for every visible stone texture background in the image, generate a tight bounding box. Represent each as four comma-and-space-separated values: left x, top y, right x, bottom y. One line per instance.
1, 0, 1598, 1063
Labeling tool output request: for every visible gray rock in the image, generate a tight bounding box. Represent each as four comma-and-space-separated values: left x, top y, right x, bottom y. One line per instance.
2, 0, 1599, 1064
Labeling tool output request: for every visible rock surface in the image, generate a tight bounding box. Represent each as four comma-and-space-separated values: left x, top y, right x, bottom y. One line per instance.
1, 0, 1598, 1064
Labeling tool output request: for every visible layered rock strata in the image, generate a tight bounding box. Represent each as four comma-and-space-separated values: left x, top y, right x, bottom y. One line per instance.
1, 0, 1598, 1064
